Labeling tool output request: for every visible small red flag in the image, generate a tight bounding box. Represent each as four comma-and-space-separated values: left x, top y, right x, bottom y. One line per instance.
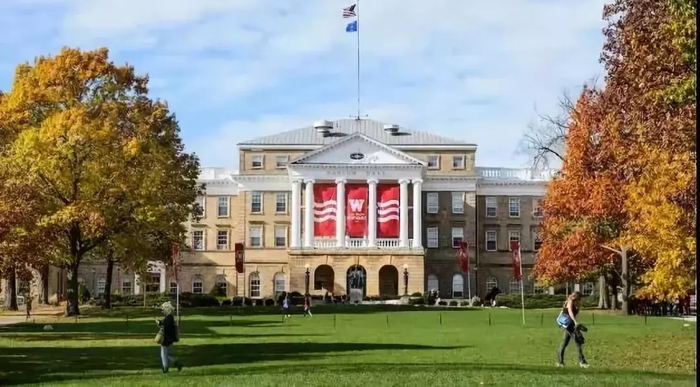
458, 241, 469, 273
510, 240, 522, 281
234, 243, 245, 273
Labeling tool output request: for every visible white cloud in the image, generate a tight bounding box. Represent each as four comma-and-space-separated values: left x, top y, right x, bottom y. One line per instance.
0, 0, 608, 169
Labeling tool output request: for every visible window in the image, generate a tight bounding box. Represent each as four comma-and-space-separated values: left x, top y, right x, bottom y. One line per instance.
217, 230, 229, 250
274, 272, 286, 294
251, 155, 263, 169
251, 192, 262, 213
192, 230, 204, 250
452, 155, 465, 169
192, 275, 203, 294
146, 273, 160, 293
509, 197, 520, 217
485, 277, 498, 292
533, 231, 542, 251
582, 282, 595, 296
249, 226, 263, 247
249, 272, 261, 298
534, 283, 548, 294
122, 280, 132, 295
195, 196, 205, 218
427, 155, 440, 169
509, 278, 521, 294
169, 281, 178, 294
97, 276, 106, 296
451, 227, 464, 248
426, 227, 439, 248
508, 230, 521, 251
216, 275, 227, 296
485, 231, 497, 251
275, 193, 287, 213
427, 274, 439, 293
451, 192, 464, 214
218, 196, 229, 217
274, 226, 287, 247
275, 156, 288, 169
533, 197, 543, 217
485, 197, 497, 217
452, 274, 464, 298
426, 193, 439, 214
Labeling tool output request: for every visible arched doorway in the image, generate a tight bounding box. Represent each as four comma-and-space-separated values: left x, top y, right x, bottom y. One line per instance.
314, 265, 335, 294
346, 265, 367, 297
378, 265, 399, 297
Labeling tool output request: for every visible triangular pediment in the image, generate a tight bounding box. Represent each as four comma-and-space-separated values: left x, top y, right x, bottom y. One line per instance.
289, 133, 426, 166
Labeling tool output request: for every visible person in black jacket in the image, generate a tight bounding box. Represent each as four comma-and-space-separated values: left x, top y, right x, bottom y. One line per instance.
555, 292, 589, 368
156, 301, 183, 373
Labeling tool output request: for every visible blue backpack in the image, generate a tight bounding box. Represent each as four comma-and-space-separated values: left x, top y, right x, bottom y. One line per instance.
556, 311, 572, 328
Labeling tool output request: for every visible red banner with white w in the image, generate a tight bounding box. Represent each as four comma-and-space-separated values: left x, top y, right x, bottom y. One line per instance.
346, 185, 368, 237
510, 240, 522, 281
313, 185, 337, 237
458, 241, 469, 273
376, 184, 399, 238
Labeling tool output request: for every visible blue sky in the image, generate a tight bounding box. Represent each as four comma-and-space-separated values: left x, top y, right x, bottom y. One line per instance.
0, 0, 607, 169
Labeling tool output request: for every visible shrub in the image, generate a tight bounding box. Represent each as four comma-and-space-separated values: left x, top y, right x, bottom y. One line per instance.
448, 300, 459, 306
221, 299, 232, 306
209, 285, 226, 298
244, 297, 253, 306
494, 293, 597, 309
460, 300, 470, 306
264, 298, 275, 306
438, 300, 447, 306
410, 292, 423, 297
179, 292, 220, 307
410, 298, 425, 305
470, 296, 483, 307
254, 298, 264, 306
231, 297, 243, 307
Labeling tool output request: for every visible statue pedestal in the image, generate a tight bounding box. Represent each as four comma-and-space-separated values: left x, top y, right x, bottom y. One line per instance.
400, 295, 410, 305
349, 289, 363, 304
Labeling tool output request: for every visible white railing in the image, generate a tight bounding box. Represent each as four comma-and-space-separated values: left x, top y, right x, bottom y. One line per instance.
311, 238, 415, 249
476, 167, 557, 181
198, 167, 237, 180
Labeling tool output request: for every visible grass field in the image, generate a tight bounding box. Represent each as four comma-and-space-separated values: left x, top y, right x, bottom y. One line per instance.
0, 305, 696, 386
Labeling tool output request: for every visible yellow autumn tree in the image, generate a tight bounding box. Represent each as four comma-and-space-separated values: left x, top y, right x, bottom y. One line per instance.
0, 47, 201, 316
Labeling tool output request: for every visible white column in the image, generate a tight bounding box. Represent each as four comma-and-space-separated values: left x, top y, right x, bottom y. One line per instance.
412, 179, 423, 248
367, 178, 378, 247
159, 265, 166, 293
399, 179, 410, 248
335, 178, 347, 247
290, 179, 302, 248
303, 179, 315, 248
134, 274, 141, 295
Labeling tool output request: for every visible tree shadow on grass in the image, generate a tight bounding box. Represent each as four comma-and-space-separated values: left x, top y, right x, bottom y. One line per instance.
0, 342, 463, 385
1, 332, 326, 342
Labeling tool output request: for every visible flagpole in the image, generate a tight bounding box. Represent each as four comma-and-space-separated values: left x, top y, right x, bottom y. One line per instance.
519, 244, 525, 325
356, 0, 361, 119
467, 270, 472, 301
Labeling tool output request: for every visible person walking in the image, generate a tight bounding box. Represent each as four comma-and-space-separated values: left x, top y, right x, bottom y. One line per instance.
555, 291, 588, 368
155, 301, 182, 374
303, 296, 313, 318
282, 296, 291, 318
25, 295, 32, 321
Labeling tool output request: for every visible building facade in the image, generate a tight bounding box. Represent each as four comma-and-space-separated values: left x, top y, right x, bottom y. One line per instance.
6, 118, 596, 304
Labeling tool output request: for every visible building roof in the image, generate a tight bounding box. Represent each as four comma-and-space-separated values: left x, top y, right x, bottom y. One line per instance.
237, 118, 475, 146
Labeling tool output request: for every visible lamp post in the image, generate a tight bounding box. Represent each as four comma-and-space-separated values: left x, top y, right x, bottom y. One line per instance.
403, 264, 409, 296
304, 264, 310, 297
91, 268, 96, 299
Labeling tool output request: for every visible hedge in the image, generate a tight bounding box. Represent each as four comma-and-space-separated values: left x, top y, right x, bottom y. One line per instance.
494, 293, 597, 309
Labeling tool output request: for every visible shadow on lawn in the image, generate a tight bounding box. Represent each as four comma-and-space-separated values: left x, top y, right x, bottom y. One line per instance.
0, 342, 463, 386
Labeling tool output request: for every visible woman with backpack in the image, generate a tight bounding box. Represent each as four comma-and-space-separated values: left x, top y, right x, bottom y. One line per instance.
155, 301, 183, 373
555, 291, 589, 368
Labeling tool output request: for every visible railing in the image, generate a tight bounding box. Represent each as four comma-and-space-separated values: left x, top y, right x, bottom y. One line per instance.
476, 167, 557, 181
312, 238, 415, 249
198, 167, 237, 180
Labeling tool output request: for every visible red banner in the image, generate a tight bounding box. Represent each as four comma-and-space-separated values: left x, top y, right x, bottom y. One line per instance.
346, 185, 368, 237
234, 243, 244, 273
510, 240, 522, 281
459, 241, 469, 273
376, 184, 400, 238
313, 185, 337, 237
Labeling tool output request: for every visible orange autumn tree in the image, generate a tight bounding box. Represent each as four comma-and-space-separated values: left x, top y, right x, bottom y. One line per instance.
533, 87, 638, 312
601, 0, 696, 299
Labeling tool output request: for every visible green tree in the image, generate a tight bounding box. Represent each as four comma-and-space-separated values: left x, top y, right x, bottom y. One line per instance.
0, 47, 201, 316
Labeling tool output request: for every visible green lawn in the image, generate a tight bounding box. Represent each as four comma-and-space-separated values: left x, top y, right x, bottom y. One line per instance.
0, 306, 696, 386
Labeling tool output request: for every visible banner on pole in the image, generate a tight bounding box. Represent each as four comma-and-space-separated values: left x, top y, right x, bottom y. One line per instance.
510, 240, 522, 281
458, 241, 469, 273
171, 244, 180, 283
234, 243, 245, 273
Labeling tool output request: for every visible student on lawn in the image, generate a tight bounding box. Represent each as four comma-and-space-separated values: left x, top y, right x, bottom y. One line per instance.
555, 291, 589, 368
156, 301, 183, 374
282, 295, 291, 318
303, 296, 313, 318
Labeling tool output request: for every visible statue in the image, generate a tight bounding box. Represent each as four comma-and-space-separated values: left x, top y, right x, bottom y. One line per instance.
347, 268, 365, 290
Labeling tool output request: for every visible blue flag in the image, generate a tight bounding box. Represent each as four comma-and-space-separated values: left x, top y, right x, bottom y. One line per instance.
346, 20, 357, 33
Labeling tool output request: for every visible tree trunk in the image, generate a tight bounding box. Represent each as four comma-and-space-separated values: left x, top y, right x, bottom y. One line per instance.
611, 283, 619, 310
4, 269, 18, 311
597, 275, 609, 309
620, 247, 631, 315
36, 265, 49, 304
65, 264, 80, 316
103, 258, 114, 309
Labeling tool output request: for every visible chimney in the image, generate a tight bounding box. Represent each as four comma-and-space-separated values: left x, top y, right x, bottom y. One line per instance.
383, 124, 400, 135
313, 120, 333, 136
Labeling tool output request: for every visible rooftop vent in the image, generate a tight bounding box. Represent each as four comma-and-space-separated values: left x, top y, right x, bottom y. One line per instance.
383, 124, 400, 134
313, 120, 333, 135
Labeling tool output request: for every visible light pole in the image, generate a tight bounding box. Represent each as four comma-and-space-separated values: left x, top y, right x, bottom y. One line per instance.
116, 267, 121, 295
304, 263, 310, 297
91, 268, 96, 299
403, 264, 409, 296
